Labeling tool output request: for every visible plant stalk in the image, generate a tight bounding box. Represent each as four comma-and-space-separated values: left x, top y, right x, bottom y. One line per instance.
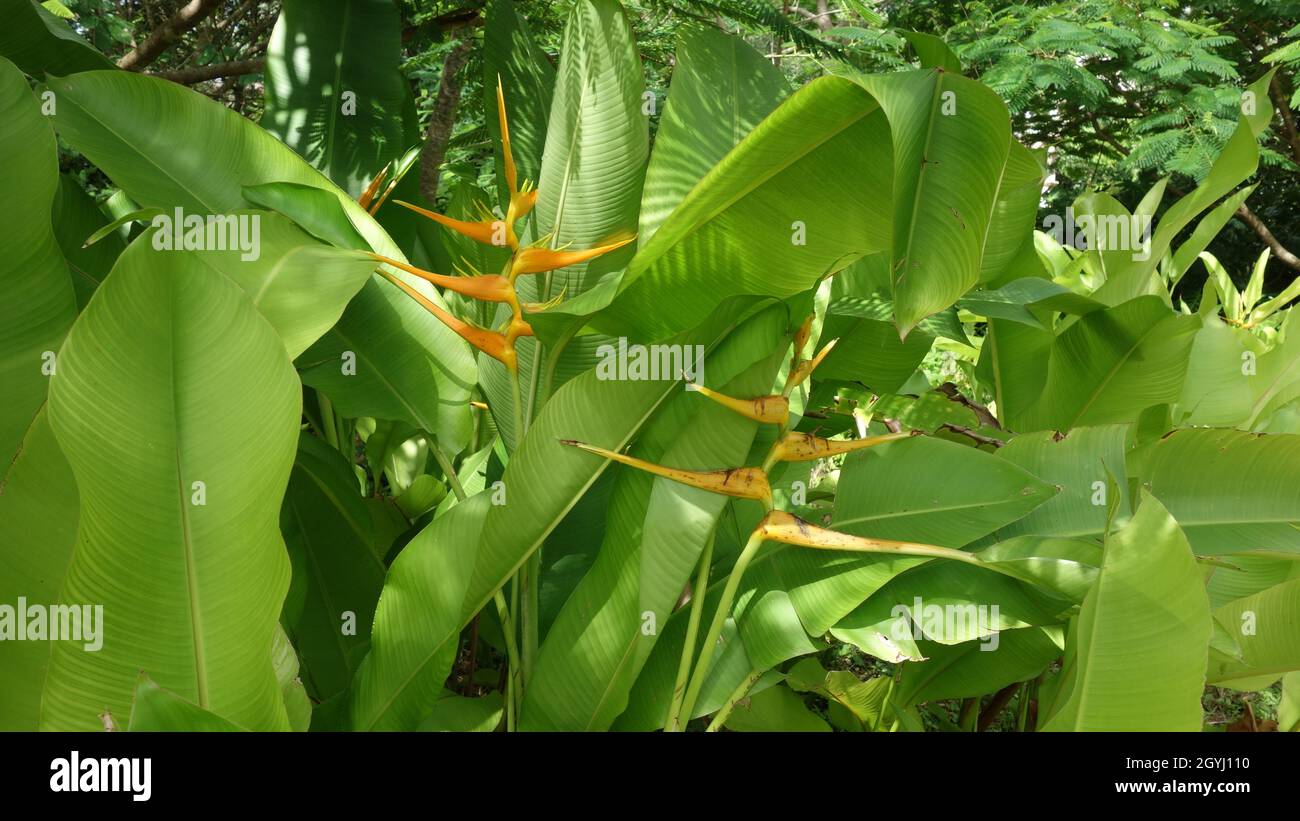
675, 527, 766, 727
665, 533, 716, 731
704, 669, 763, 732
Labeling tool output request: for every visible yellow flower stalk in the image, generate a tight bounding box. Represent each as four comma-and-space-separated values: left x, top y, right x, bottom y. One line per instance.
370, 253, 515, 303
769, 431, 910, 462
686, 382, 789, 425
560, 440, 772, 508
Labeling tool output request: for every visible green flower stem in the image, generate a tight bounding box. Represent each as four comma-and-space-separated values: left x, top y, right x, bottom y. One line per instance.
665, 533, 716, 731
704, 669, 762, 732
675, 527, 766, 728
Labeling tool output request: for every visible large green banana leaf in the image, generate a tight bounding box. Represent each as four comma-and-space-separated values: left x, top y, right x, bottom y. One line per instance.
993, 425, 1130, 540
831, 435, 1055, 547
853, 69, 1012, 335
593, 75, 893, 341
0, 0, 112, 77
1011, 296, 1199, 432
1138, 428, 1300, 556
42, 238, 301, 730
893, 627, 1063, 706
264, 0, 415, 198
346, 492, 492, 731
45, 69, 475, 449
637, 25, 788, 244
1041, 492, 1211, 731
1209, 578, 1300, 690
0, 57, 81, 730
533, 0, 646, 300
0, 56, 77, 477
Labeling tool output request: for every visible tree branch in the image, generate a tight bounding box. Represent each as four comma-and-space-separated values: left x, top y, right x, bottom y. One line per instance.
149, 58, 266, 85
118, 0, 225, 72
419, 38, 475, 204
1268, 73, 1300, 166
1234, 201, 1300, 271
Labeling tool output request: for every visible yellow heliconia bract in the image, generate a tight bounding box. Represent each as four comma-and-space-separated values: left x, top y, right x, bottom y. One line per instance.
756, 510, 979, 564
784, 337, 837, 394
770, 431, 910, 462
561, 440, 772, 509
687, 382, 789, 425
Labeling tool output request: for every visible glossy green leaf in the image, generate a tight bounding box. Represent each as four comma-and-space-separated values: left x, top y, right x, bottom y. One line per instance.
853, 69, 1011, 335
483, 0, 555, 208
1012, 296, 1199, 432
1041, 492, 1211, 731
1208, 578, 1300, 689
1139, 428, 1300, 556
281, 433, 388, 700
724, 683, 830, 732
533, 0, 646, 300
43, 239, 300, 730
264, 0, 415, 197
595, 76, 893, 340
0, 0, 112, 77
638, 25, 788, 244
347, 492, 491, 731
832, 435, 1056, 547
127, 675, 244, 732
894, 627, 1062, 706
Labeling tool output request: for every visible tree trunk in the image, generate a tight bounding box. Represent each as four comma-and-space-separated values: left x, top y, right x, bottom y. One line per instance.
419, 39, 475, 204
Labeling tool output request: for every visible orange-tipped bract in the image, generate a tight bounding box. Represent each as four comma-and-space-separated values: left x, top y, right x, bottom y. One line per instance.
370, 253, 515, 302
512, 235, 636, 276
394, 200, 507, 248
376, 269, 517, 371
784, 338, 838, 394
561, 440, 772, 508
